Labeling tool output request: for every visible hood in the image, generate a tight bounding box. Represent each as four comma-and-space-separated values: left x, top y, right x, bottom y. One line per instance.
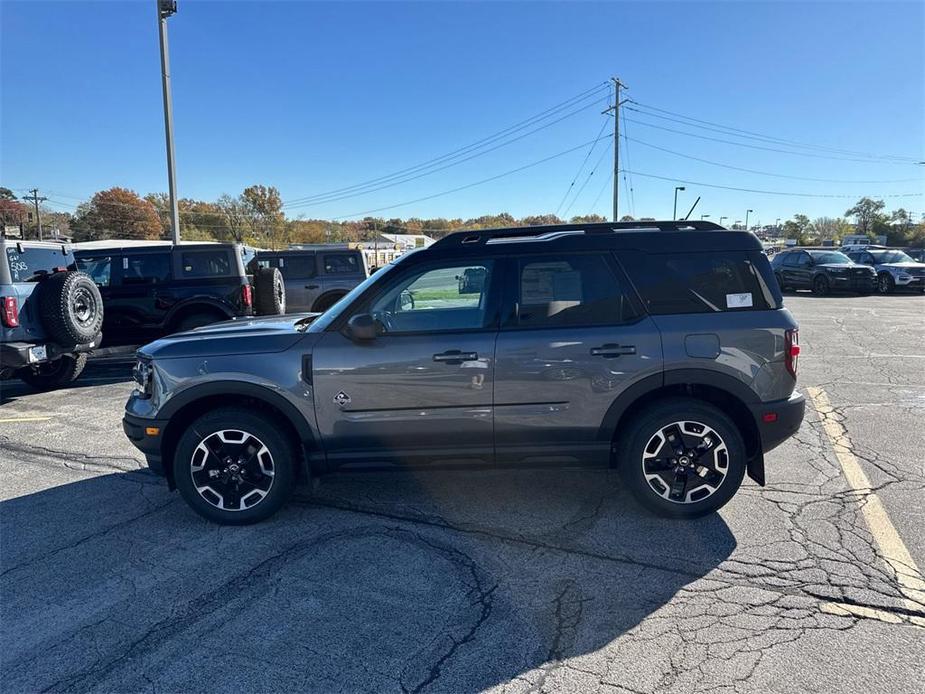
880, 262, 925, 271
817, 263, 868, 270
140, 313, 321, 359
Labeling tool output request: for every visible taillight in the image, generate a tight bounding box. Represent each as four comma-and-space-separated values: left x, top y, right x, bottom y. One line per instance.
785, 328, 800, 378
242, 284, 253, 308
1, 296, 19, 328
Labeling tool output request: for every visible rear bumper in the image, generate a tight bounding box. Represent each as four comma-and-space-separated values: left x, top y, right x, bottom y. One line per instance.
123, 412, 169, 477
750, 391, 805, 454
0, 338, 98, 371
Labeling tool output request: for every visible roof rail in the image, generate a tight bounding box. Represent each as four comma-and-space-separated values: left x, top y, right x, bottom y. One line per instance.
432, 220, 726, 248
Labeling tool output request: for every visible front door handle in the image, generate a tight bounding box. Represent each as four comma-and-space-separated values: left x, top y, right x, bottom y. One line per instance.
305, 284, 320, 290
433, 350, 478, 364
590, 343, 636, 358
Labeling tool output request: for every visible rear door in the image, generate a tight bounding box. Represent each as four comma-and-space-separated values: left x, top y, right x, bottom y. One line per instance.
493, 253, 662, 465
319, 251, 364, 303
105, 251, 172, 339
277, 252, 320, 312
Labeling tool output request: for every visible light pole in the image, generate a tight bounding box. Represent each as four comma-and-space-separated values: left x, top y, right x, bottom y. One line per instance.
673, 186, 685, 220
719, 216, 728, 227
700, 214, 710, 221
157, 0, 181, 244
744, 209, 754, 231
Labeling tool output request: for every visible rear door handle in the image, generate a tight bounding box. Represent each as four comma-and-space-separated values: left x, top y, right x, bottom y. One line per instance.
590, 343, 636, 358
433, 350, 478, 364
305, 284, 320, 289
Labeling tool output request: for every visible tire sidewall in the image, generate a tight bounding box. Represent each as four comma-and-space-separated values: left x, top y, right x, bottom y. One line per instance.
812, 275, 829, 295
618, 399, 747, 518
878, 273, 894, 294
254, 267, 285, 315
40, 271, 104, 345
173, 408, 297, 525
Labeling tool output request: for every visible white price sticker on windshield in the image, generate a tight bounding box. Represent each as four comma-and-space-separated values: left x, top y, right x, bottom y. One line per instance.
726, 292, 753, 308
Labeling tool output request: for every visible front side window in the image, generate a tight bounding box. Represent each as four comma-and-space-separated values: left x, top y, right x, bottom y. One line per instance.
869, 250, 914, 264
123, 253, 171, 284
76, 255, 112, 287
809, 251, 851, 264
366, 260, 495, 334
515, 254, 636, 328
181, 250, 231, 278
323, 253, 360, 274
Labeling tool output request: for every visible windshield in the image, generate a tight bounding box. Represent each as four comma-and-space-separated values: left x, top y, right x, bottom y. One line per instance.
869, 250, 915, 264
307, 255, 415, 332
809, 251, 852, 265
4, 245, 77, 282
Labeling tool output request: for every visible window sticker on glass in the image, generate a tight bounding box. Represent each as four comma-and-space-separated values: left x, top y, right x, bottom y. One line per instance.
726, 292, 753, 308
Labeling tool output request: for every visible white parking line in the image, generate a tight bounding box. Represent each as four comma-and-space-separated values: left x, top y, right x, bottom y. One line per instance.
807, 386, 925, 626
0, 416, 53, 423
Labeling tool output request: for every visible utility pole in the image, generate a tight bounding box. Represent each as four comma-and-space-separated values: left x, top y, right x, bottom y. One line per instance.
602, 76, 627, 221
22, 189, 47, 240
157, 1, 181, 244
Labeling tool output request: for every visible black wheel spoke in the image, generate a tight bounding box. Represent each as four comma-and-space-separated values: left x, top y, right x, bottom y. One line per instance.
668, 472, 688, 501
642, 420, 729, 505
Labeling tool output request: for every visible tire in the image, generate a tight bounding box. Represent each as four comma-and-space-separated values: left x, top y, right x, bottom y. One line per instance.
173, 407, 298, 525
811, 275, 830, 296
17, 353, 87, 391
877, 273, 895, 294
175, 311, 225, 333
616, 398, 747, 519
313, 292, 345, 313
38, 271, 103, 346
253, 267, 286, 315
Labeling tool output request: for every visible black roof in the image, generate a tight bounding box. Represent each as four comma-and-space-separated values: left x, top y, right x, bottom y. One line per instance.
425, 220, 761, 255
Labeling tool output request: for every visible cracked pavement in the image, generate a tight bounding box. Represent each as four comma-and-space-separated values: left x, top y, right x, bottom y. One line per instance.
1, 293, 923, 693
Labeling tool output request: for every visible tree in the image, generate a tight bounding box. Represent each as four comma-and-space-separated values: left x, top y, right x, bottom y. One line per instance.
782, 214, 812, 245
845, 197, 886, 234
71, 187, 162, 241
809, 216, 848, 242
521, 214, 564, 226
618, 215, 635, 222
0, 187, 18, 200
216, 194, 248, 243
241, 185, 285, 247
570, 214, 608, 224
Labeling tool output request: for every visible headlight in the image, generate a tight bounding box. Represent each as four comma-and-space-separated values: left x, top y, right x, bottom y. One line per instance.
133, 359, 153, 397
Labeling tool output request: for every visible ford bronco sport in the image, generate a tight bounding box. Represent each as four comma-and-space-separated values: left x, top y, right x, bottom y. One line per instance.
1, 239, 104, 390
123, 221, 805, 525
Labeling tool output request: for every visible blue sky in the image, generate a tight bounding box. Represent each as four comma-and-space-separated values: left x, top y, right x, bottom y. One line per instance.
2, 1, 923, 226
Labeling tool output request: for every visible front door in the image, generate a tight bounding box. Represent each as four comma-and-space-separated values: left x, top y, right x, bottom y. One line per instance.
311, 257, 500, 466
493, 252, 663, 465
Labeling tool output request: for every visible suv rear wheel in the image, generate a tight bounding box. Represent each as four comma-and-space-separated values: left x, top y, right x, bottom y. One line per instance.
313, 292, 345, 313
617, 399, 746, 518
18, 353, 88, 391
173, 407, 297, 525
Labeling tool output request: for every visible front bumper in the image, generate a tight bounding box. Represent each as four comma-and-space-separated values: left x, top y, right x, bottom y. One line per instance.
0, 338, 99, 371
750, 391, 806, 454
827, 273, 876, 292
123, 412, 169, 477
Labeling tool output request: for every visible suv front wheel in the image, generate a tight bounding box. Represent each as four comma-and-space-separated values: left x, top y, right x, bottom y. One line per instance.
173, 407, 297, 525
617, 399, 746, 518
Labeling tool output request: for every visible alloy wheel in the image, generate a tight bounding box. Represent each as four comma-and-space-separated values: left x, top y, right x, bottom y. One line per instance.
190, 429, 275, 511
641, 420, 729, 504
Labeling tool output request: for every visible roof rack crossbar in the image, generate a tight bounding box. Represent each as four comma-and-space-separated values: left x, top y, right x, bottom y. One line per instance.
432, 220, 725, 248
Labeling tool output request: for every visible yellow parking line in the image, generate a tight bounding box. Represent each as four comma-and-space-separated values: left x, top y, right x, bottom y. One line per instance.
0, 416, 52, 423
807, 386, 925, 616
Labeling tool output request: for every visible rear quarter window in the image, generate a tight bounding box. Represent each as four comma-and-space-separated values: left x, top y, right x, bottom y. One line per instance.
5, 245, 76, 282
181, 250, 232, 279
621, 251, 779, 314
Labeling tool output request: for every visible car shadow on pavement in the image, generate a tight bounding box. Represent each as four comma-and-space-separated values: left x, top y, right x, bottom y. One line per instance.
1, 467, 736, 692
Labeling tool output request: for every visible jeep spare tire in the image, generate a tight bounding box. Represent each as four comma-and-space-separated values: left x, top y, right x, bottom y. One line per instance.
39, 271, 104, 346
253, 267, 285, 315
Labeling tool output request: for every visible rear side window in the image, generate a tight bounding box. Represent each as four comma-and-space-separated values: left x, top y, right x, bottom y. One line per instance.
622, 251, 778, 314
181, 250, 231, 278
279, 255, 317, 278
514, 254, 638, 328
5, 246, 76, 282
322, 253, 360, 274
76, 255, 112, 287
123, 253, 171, 285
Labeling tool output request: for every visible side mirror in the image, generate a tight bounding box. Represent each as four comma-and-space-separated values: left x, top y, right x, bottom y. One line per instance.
347, 313, 380, 341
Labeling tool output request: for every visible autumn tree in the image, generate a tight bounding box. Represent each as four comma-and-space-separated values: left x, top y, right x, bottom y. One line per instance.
71, 188, 163, 241
241, 185, 285, 248
216, 194, 249, 243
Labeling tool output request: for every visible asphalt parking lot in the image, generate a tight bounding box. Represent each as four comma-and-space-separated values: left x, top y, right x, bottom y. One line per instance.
1, 293, 923, 693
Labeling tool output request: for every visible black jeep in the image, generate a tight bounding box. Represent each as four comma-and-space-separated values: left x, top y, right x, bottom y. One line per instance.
73, 241, 285, 345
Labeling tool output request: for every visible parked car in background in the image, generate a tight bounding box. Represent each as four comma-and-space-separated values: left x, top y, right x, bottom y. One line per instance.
1, 239, 104, 390
74, 241, 284, 345
844, 248, 925, 294
253, 247, 367, 313
457, 266, 487, 294
901, 247, 925, 263
123, 220, 804, 525
770, 248, 876, 295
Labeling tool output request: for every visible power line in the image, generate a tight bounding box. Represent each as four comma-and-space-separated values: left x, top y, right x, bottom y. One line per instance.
625, 136, 925, 183
628, 100, 921, 162
588, 170, 614, 215
621, 169, 925, 198
619, 102, 637, 217
554, 116, 609, 216
562, 138, 611, 218
622, 114, 924, 165
283, 83, 610, 207
327, 134, 614, 221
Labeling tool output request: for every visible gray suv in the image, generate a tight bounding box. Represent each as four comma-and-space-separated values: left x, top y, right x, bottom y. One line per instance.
123, 221, 805, 525
253, 247, 368, 313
